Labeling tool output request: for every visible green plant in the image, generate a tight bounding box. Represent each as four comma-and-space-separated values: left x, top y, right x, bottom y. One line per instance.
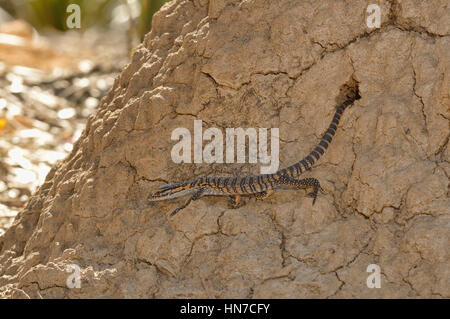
4, 0, 120, 31
0, 0, 172, 43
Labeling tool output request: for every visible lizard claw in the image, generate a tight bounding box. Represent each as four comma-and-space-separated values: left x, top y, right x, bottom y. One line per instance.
170, 207, 182, 216
319, 185, 325, 194
306, 191, 318, 205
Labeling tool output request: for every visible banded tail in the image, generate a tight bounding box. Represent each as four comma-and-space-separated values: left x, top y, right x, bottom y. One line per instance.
277, 82, 360, 178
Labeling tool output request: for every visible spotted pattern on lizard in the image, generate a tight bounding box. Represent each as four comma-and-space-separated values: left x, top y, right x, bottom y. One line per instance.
149, 80, 361, 216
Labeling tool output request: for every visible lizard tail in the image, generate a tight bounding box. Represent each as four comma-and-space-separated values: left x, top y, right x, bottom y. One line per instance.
281, 82, 360, 177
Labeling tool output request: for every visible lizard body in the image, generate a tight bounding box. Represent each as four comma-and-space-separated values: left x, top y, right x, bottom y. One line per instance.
150, 82, 360, 216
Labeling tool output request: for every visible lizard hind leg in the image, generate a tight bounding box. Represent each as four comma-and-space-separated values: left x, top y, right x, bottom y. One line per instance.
170, 187, 205, 216
305, 180, 320, 205
279, 176, 322, 205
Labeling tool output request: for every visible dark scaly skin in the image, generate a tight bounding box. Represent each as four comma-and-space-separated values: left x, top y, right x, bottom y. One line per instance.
151, 84, 360, 216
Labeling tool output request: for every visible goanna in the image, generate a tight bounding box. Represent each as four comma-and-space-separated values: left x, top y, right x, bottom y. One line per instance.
150, 81, 360, 216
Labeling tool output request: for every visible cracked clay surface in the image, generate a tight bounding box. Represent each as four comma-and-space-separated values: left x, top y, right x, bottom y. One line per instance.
0, 0, 448, 298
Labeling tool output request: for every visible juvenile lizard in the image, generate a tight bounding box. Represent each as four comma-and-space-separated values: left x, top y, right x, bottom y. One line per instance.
150, 81, 360, 216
